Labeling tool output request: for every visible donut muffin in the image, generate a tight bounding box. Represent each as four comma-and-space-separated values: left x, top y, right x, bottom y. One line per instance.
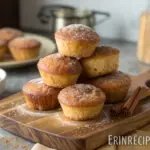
81, 46, 120, 78
0, 40, 7, 60
88, 71, 131, 103
0, 27, 23, 43
55, 24, 100, 58
38, 53, 82, 88
9, 38, 41, 61
58, 84, 106, 121
22, 78, 61, 111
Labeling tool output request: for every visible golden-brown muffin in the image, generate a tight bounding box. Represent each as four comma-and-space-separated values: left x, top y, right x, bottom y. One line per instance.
0, 40, 7, 60
0, 27, 23, 43
81, 46, 120, 78
22, 78, 61, 111
55, 24, 100, 58
38, 53, 82, 88
58, 84, 106, 121
8, 38, 41, 61
88, 71, 131, 103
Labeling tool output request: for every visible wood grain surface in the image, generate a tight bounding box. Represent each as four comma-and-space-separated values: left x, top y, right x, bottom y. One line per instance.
0, 71, 150, 150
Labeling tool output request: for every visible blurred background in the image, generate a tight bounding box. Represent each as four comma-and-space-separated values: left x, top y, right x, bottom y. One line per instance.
0, 0, 147, 42
1, 0, 150, 97
20, 0, 146, 42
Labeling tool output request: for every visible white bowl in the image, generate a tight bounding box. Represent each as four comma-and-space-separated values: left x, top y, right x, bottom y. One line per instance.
0, 69, 7, 95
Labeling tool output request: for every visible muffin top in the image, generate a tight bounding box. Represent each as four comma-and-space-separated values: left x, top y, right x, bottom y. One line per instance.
58, 84, 106, 107
88, 71, 131, 88
9, 38, 41, 49
22, 78, 61, 96
83, 46, 120, 59
0, 28, 23, 42
38, 53, 82, 75
0, 40, 7, 48
55, 24, 100, 42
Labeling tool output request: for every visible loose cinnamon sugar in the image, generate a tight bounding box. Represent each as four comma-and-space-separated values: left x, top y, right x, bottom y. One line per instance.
17, 104, 60, 117
2, 137, 10, 144
2, 137, 30, 150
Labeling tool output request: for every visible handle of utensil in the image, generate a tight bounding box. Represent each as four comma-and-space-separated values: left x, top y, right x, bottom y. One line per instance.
92, 11, 110, 26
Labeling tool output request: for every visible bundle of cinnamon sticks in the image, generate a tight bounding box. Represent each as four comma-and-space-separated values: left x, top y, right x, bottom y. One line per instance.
110, 86, 150, 116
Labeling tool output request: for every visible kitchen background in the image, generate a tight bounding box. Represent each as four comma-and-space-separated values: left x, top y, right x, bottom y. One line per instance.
1, 1, 150, 150
20, 0, 148, 42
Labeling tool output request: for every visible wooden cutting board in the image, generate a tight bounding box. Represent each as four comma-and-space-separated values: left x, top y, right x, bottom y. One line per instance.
1, 70, 150, 150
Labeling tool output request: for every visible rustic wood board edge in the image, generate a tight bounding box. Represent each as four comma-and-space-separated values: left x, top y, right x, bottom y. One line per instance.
1, 70, 150, 150
0, 114, 86, 150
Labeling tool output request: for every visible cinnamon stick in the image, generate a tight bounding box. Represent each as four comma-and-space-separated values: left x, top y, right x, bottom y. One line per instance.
126, 87, 150, 115
110, 86, 150, 116
110, 103, 123, 116
122, 87, 141, 114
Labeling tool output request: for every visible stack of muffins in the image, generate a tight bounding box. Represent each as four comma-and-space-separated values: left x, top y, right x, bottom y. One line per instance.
23, 24, 131, 121
0, 27, 41, 61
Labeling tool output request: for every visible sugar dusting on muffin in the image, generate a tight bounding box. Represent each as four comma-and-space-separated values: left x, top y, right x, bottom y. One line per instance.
38, 53, 82, 75
9, 38, 41, 49
55, 24, 100, 41
0, 27, 23, 42
23, 78, 61, 96
58, 84, 106, 106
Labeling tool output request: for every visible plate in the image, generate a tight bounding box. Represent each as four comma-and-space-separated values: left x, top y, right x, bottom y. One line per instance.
0, 33, 56, 69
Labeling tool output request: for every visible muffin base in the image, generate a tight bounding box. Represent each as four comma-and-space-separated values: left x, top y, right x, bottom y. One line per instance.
82, 54, 119, 78
39, 70, 80, 88
0, 46, 7, 60
9, 47, 39, 61
23, 93, 59, 111
60, 103, 104, 121
56, 38, 99, 58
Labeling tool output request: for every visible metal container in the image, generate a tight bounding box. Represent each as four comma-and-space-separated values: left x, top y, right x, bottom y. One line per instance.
37, 5, 110, 32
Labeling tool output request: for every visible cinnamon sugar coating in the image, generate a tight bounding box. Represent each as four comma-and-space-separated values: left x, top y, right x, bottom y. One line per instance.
89, 71, 131, 87
22, 78, 61, 96
0, 27, 23, 42
88, 71, 131, 103
38, 53, 82, 75
58, 84, 106, 107
9, 38, 41, 49
55, 24, 100, 42
91, 46, 120, 56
